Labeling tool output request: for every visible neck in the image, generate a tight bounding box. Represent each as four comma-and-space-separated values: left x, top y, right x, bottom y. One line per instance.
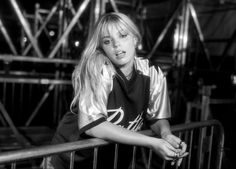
120, 64, 134, 80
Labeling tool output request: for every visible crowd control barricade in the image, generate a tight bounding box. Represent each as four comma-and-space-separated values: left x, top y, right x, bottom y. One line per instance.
0, 120, 224, 169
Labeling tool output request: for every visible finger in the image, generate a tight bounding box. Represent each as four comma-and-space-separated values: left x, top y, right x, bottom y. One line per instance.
180, 142, 187, 154
164, 141, 178, 153
170, 151, 181, 160
177, 158, 183, 166
177, 152, 189, 167
179, 152, 189, 158
164, 134, 181, 149
171, 160, 175, 166
170, 136, 182, 148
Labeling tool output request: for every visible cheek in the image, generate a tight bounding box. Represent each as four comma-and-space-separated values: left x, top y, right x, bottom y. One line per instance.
102, 46, 113, 55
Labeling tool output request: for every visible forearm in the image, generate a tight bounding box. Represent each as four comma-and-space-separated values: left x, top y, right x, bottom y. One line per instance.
85, 121, 155, 148
85, 120, 183, 161
150, 119, 172, 138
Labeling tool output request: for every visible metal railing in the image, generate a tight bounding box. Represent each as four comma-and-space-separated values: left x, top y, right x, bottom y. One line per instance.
0, 120, 224, 169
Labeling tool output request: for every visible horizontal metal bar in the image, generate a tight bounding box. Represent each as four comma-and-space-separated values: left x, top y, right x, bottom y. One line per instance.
0, 71, 70, 78
210, 99, 236, 104
0, 138, 109, 164
0, 77, 71, 85
0, 54, 77, 64
0, 120, 224, 165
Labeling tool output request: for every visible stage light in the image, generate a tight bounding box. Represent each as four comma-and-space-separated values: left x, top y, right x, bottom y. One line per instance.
23, 37, 27, 43
231, 74, 236, 85
137, 44, 143, 50
74, 40, 80, 47
49, 30, 55, 37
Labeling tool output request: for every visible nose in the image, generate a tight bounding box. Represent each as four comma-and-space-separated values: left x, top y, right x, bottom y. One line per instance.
112, 39, 120, 48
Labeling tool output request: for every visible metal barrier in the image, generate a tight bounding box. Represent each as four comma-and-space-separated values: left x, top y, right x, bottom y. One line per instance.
0, 76, 72, 148
0, 120, 224, 169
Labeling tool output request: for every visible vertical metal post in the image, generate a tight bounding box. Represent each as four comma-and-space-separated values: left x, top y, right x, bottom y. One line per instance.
87, 0, 101, 41
69, 151, 75, 169
93, 147, 98, 169
131, 146, 137, 169
113, 144, 119, 169
53, 72, 59, 124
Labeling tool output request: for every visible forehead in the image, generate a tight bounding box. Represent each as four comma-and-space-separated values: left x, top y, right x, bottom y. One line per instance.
100, 21, 129, 38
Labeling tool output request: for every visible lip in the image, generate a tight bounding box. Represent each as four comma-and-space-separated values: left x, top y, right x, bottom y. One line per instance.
116, 51, 126, 59
115, 50, 125, 57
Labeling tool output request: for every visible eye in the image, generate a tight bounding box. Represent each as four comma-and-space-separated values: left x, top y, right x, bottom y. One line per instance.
120, 34, 128, 38
103, 39, 111, 45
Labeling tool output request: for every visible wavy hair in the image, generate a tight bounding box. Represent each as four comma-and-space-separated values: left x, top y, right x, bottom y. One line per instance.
70, 12, 142, 113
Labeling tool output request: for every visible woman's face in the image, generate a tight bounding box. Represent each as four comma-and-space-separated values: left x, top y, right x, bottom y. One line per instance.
101, 25, 136, 69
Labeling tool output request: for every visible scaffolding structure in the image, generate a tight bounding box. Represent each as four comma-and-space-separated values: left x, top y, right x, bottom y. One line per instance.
0, 0, 235, 150
0, 0, 142, 148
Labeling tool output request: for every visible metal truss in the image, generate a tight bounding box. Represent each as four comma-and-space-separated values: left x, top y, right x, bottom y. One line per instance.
0, 0, 137, 148
1, 0, 222, 148
145, 0, 212, 69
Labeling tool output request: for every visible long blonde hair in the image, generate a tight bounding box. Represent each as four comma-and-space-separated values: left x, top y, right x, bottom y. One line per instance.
70, 12, 142, 113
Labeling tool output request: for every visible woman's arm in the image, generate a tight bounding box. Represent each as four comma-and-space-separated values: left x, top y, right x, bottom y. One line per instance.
150, 119, 180, 146
85, 120, 178, 161
150, 119, 188, 166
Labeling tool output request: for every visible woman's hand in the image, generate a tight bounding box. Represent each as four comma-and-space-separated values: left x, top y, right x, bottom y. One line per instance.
148, 137, 185, 162
161, 132, 188, 166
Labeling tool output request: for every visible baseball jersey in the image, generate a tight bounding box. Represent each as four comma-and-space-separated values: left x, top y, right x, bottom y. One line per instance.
50, 57, 171, 169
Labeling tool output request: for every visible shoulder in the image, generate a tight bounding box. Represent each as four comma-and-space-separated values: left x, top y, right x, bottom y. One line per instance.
101, 63, 115, 91
135, 57, 163, 77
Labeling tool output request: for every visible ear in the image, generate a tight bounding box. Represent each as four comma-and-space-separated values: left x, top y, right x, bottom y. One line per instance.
133, 37, 138, 47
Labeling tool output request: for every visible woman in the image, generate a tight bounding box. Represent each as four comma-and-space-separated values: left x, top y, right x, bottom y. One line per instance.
48, 12, 188, 169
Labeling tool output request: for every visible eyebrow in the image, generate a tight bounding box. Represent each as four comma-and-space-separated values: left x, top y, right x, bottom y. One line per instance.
101, 29, 128, 38
101, 35, 110, 39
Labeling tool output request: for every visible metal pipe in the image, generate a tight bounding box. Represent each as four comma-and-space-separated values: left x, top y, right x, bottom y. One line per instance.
147, 1, 182, 59
207, 127, 214, 169
9, 0, 44, 58
0, 54, 77, 64
0, 77, 71, 85
147, 149, 152, 169
48, 0, 90, 58
93, 147, 98, 169
0, 19, 18, 55
109, 0, 119, 12
0, 138, 110, 164
181, 0, 190, 66
189, 2, 212, 69
131, 146, 136, 169
69, 151, 75, 169
23, 2, 59, 55
87, 0, 99, 41
187, 130, 193, 169
53, 72, 60, 124
113, 144, 119, 169
68, 0, 83, 30
0, 120, 225, 169
25, 84, 55, 126
11, 162, 16, 169
0, 101, 30, 147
